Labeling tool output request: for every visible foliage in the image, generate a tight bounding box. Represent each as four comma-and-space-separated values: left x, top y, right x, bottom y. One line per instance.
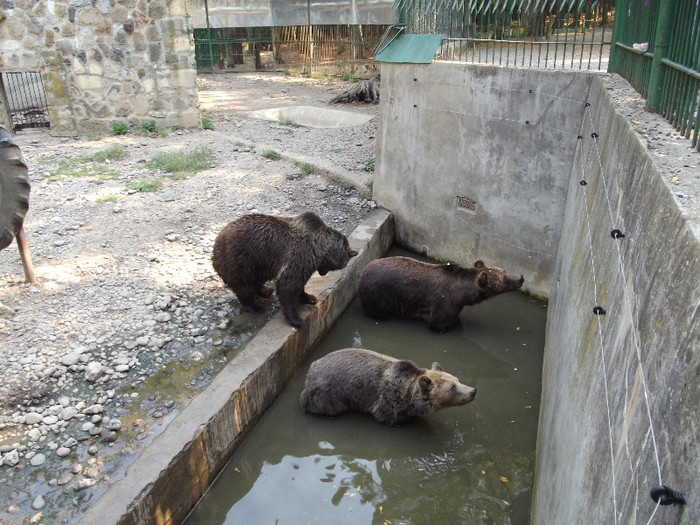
126, 179, 162, 192
140, 120, 159, 137
363, 157, 375, 172
297, 162, 313, 175
111, 122, 128, 135
38, 145, 127, 180
262, 149, 281, 160
146, 146, 216, 178
201, 117, 215, 130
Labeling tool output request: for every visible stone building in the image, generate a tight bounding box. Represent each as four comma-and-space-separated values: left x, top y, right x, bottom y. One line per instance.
0, 0, 199, 136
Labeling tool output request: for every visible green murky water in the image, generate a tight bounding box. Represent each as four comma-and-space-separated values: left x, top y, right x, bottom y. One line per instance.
184, 259, 546, 525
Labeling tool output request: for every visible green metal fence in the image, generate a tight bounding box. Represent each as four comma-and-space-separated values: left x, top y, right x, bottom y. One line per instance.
610, 0, 700, 151
393, 0, 615, 70
193, 25, 388, 77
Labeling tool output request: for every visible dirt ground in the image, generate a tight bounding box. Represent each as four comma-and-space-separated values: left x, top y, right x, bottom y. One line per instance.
0, 71, 380, 525
0, 70, 698, 525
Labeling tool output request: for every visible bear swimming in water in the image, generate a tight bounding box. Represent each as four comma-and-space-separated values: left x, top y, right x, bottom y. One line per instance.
300, 348, 477, 425
358, 256, 524, 332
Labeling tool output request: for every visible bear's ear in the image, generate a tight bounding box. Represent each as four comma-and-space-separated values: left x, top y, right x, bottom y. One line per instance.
431, 362, 444, 371
418, 375, 433, 392
478, 271, 488, 288
474, 260, 486, 268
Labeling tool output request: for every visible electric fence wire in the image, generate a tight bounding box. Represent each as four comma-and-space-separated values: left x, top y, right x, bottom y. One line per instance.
580, 104, 666, 524
577, 133, 619, 525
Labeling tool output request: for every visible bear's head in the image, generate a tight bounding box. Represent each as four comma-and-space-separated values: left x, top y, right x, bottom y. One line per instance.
411, 363, 476, 416
316, 229, 358, 276
474, 260, 524, 298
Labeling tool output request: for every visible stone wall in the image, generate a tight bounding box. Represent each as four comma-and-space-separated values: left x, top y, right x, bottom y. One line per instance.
0, 0, 199, 136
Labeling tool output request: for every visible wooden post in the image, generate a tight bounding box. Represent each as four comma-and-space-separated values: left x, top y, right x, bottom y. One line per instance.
15, 227, 36, 283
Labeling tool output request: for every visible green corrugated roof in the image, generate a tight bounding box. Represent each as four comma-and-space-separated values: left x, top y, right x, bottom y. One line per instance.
375, 33, 444, 63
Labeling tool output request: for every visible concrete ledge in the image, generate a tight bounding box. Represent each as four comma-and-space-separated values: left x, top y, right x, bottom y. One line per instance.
79, 209, 395, 525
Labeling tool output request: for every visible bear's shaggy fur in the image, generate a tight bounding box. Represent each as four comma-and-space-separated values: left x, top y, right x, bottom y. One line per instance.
300, 348, 477, 425
358, 256, 524, 332
212, 212, 357, 327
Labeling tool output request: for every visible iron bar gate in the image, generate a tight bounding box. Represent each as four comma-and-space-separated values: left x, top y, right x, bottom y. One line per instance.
0, 72, 50, 132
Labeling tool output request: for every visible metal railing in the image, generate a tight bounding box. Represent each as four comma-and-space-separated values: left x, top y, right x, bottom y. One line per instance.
194, 25, 389, 77
394, 0, 614, 71
610, 0, 700, 151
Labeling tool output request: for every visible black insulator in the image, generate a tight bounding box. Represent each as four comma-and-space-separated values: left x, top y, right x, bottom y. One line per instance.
610, 229, 625, 239
585, 102, 591, 107
593, 306, 606, 315
529, 89, 533, 93
580, 180, 587, 186
526, 120, 530, 125
577, 135, 583, 139
650, 485, 686, 506
591, 132, 599, 139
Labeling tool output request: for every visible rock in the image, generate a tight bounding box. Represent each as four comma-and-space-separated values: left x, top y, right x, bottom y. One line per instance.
56, 447, 71, 457
85, 361, 104, 382
25, 412, 43, 425
31, 495, 46, 510
2, 450, 19, 466
30, 453, 46, 466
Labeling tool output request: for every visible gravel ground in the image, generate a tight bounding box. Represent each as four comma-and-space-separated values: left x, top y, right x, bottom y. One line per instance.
0, 70, 697, 525
0, 72, 379, 525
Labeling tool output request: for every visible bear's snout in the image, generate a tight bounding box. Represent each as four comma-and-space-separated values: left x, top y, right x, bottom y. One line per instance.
461, 386, 477, 404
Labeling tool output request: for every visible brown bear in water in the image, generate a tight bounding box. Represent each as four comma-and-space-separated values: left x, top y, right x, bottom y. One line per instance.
358, 256, 524, 333
300, 348, 476, 425
212, 212, 357, 328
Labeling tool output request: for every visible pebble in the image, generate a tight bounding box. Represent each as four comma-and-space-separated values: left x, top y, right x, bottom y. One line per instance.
30, 453, 47, 466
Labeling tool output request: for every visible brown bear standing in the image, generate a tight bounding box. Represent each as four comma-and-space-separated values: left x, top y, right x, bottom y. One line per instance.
358, 256, 524, 332
212, 212, 357, 328
300, 348, 476, 425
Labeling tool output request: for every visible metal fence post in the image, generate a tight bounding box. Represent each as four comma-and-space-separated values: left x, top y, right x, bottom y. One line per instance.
647, 0, 674, 110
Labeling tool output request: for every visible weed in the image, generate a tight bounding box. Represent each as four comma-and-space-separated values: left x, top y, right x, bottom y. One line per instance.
96, 194, 119, 203
330, 147, 343, 153
279, 118, 300, 128
262, 149, 281, 161
340, 71, 359, 82
297, 162, 313, 175
126, 179, 162, 193
140, 120, 158, 137
361, 181, 374, 201
196, 79, 209, 90
146, 146, 216, 175
363, 158, 375, 172
201, 117, 214, 130
111, 122, 128, 135
85, 145, 128, 163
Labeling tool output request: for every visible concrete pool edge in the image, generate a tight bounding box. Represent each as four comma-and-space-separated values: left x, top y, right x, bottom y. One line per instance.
78, 209, 395, 525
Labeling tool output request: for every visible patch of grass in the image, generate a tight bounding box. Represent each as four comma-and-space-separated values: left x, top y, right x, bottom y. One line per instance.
262, 149, 281, 161
111, 122, 128, 135
126, 179, 162, 193
279, 118, 300, 128
39, 146, 127, 180
340, 71, 360, 82
330, 147, 343, 153
361, 181, 373, 201
196, 79, 210, 90
140, 120, 158, 137
363, 157, 375, 172
96, 194, 120, 203
146, 146, 216, 175
297, 162, 313, 175
84, 145, 128, 163
311, 72, 333, 81
201, 117, 214, 130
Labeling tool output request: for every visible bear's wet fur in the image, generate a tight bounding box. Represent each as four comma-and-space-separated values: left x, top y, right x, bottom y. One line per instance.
358, 256, 524, 333
212, 212, 358, 328
300, 348, 477, 425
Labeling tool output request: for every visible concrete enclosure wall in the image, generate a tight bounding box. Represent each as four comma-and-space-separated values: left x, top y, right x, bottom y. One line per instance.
0, 0, 199, 136
375, 62, 699, 523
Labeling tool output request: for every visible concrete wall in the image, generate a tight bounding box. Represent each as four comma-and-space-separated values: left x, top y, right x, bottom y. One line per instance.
375, 62, 699, 523
0, 0, 199, 136
375, 61, 594, 297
